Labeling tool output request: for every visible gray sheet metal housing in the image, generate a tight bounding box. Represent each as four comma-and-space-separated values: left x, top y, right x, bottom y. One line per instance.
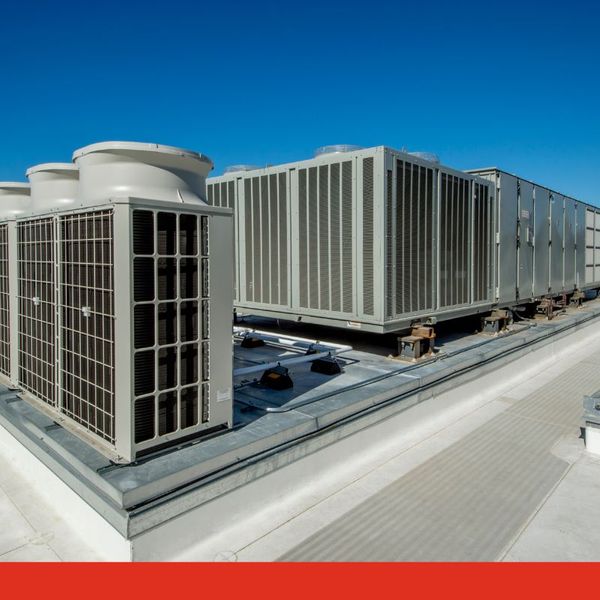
469, 168, 599, 303
207, 146, 495, 333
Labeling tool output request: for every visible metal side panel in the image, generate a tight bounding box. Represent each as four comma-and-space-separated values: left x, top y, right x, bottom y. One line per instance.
517, 180, 534, 300
17, 218, 57, 407
0, 224, 10, 379
438, 172, 472, 309
497, 172, 518, 304
389, 156, 436, 320
550, 193, 565, 292
585, 208, 595, 285
533, 186, 550, 297
472, 181, 494, 304
59, 210, 116, 444
595, 211, 600, 284
564, 198, 577, 292
575, 203, 586, 289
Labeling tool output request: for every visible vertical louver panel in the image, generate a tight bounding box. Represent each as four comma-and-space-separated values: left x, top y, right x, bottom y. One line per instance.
278, 173, 288, 305
251, 177, 261, 302
299, 169, 308, 309
297, 160, 354, 315
473, 183, 491, 303
60, 210, 115, 442
330, 163, 341, 312
362, 157, 374, 315
242, 173, 288, 306
318, 165, 330, 309
132, 209, 210, 445
394, 160, 434, 316
308, 167, 319, 309
260, 175, 269, 303
440, 173, 471, 308
385, 170, 393, 319
341, 161, 353, 313
17, 218, 56, 406
0, 225, 9, 378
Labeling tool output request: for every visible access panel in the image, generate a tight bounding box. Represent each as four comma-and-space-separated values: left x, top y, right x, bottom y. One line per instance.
549, 194, 564, 292
517, 180, 534, 300
533, 186, 550, 296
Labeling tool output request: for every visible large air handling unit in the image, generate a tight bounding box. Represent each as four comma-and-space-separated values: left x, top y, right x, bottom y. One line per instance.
207, 145, 495, 333
467, 168, 600, 300
5, 142, 234, 463
207, 146, 600, 333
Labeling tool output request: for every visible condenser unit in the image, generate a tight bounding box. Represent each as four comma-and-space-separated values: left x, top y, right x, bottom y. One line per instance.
207, 145, 495, 333
16, 142, 233, 463
0, 182, 31, 385
19, 163, 79, 407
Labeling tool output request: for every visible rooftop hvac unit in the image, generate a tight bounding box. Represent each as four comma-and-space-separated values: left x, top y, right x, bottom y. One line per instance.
17, 164, 78, 408
0, 183, 31, 385
16, 142, 233, 462
207, 145, 495, 334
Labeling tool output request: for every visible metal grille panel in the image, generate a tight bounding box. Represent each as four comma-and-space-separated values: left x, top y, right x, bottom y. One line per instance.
440, 173, 471, 308
385, 171, 393, 319
473, 182, 491, 303
242, 173, 288, 305
0, 225, 9, 378
132, 209, 210, 445
60, 210, 115, 442
362, 157, 374, 315
298, 161, 354, 314
394, 160, 435, 316
17, 218, 56, 406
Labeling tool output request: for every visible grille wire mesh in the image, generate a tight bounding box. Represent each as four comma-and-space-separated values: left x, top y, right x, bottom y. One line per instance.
17, 218, 56, 406
132, 209, 210, 445
60, 210, 115, 442
0, 225, 10, 378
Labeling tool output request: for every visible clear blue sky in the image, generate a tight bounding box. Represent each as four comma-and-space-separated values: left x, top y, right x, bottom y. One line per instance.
1, 0, 598, 203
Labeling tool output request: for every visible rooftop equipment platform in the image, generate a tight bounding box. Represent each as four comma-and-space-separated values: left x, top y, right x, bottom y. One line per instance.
1, 294, 600, 555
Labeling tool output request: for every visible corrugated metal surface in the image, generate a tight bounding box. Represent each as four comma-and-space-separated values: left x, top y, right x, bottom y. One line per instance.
0, 224, 10, 378
439, 173, 471, 308
17, 218, 56, 407
60, 210, 115, 443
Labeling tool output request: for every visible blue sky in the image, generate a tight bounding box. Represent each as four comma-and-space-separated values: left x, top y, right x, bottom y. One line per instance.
1, 0, 598, 202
